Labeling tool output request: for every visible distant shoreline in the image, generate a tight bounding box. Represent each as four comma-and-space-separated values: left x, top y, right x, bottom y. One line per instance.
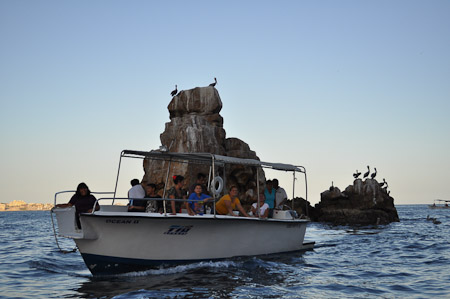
0, 200, 53, 212
0, 209, 52, 212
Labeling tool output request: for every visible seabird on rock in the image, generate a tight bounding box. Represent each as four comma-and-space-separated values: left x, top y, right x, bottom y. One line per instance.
329, 181, 334, 192
363, 166, 370, 179
209, 77, 217, 87
353, 170, 361, 179
371, 168, 377, 179
170, 85, 178, 97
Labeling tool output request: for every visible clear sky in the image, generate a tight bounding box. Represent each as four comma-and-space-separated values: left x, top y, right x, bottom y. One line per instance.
1, 0, 449, 205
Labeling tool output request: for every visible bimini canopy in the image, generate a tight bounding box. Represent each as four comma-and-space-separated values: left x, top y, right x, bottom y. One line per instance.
121, 150, 305, 173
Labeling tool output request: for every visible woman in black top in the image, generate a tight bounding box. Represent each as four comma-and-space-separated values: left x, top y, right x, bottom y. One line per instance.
55, 182, 99, 228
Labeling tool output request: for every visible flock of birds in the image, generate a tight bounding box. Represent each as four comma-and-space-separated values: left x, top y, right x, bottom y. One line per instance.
353, 165, 378, 180
170, 77, 217, 97
351, 166, 390, 194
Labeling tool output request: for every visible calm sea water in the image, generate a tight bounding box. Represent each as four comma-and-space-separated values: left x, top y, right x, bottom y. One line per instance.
0, 205, 449, 299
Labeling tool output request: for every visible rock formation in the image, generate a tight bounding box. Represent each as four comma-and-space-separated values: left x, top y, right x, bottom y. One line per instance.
312, 178, 399, 225
142, 86, 265, 202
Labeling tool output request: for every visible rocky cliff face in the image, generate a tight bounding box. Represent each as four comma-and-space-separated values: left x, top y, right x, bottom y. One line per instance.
142, 86, 265, 200
313, 178, 399, 225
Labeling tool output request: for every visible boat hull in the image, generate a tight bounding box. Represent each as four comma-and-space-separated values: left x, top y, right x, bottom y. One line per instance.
76, 212, 310, 275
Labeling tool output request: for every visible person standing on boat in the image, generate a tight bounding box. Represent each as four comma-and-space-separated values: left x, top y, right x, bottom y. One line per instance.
167, 175, 187, 215
251, 193, 269, 218
264, 180, 276, 218
273, 178, 287, 210
215, 186, 249, 217
187, 184, 212, 215
127, 179, 146, 212
54, 182, 99, 228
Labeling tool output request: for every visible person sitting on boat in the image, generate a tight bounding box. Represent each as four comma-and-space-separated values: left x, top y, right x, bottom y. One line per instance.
128, 179, 147, 212
144, 183, 162, 213
187, 184, 212, 215
264, 180, 276, 218
251, 193, 269, 219
189, 172, 209, 196
166, 175, 187, 215
54, 182, 99, 228
215, 186, 249, 217
128, 178, 145, 200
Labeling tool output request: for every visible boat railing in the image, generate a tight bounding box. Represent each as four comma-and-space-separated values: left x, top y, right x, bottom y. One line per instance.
51, 190, 115, 253
53, 190, 115, 206
93, 196, 220, 216
92, 197, 300, 220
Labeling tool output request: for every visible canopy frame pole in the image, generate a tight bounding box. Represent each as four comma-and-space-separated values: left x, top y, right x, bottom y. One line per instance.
162, 159, 172, 216
112, 152, 124, 205
304, 171, 309, 217
211, 155, 216, 217
257, 166, 260, 219
292, 171, 296, 211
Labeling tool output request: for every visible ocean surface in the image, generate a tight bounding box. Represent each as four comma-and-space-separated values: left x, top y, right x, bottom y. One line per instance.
0, 205, 449, 299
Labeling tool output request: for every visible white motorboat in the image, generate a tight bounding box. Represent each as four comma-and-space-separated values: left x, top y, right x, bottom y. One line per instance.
429, 199, 450, 209
51, 150, 314, 275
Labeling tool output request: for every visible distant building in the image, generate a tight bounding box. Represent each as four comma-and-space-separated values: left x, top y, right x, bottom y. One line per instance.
8, 200, 27, 207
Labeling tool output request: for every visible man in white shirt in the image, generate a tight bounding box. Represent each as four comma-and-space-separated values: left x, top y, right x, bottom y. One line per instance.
273, 178, 287, 209
128, 179, 145, 208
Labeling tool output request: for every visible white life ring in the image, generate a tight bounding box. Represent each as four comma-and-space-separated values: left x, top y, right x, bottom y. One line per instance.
210, 176, 224, 196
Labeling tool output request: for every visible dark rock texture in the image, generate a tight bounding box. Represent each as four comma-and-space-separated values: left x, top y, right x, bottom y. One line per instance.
313, 178, 399, 225
142, 86, 265, 202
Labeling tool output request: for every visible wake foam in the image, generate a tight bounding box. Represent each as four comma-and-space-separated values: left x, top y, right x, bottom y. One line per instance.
114, 260, 240, 277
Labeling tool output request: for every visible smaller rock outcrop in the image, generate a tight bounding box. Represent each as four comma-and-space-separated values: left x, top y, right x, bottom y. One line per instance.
313, 178, 399, 225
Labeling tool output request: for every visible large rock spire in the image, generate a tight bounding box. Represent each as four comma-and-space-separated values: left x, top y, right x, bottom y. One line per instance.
142, 86, 264, 200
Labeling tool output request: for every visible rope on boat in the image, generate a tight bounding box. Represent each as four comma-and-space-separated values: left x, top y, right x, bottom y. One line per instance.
50, 209, 77, 254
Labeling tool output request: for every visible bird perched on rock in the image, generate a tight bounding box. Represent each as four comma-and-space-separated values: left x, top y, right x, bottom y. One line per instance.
363, 166, 370, 179
209, 77, 217, 87
379, 178, 387, 188
329, 181, 334, 192
170, 85, 177, 97
371, 168, 377, 179
353, 170, 361, 179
